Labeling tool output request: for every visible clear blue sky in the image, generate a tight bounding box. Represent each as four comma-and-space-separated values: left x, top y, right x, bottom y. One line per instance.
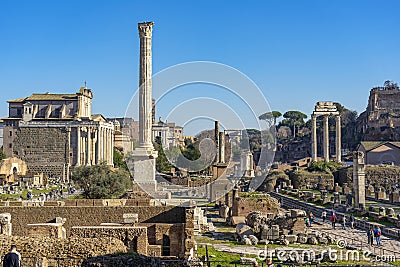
1, 0, 400, 129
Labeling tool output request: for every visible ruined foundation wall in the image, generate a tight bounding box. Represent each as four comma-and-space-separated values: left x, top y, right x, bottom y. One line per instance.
336, 165, 400, 188
0, 206, 186, 236
13, 127, 69, 178
0, 236, 127, 266
232, 194, 280, 217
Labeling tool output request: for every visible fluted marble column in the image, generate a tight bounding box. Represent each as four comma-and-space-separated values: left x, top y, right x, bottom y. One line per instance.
110, 130, 114, 165
95, 129, 99, 164
311, 114, 317, 162
76, 127, 81, 166
87, 127, 92, 165
336, 115, 341, 163
138, 22, 154, 150
323, 115, 329, 162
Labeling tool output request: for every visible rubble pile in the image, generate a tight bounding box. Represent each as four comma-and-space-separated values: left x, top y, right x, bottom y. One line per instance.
235, 209, 336, 246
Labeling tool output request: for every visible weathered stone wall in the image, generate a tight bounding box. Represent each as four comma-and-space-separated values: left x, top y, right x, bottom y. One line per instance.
71, 226, 148, 255
13, 127, 68, 178
141, 223, 185, 257
0, 206, 186, 236
232, 193, 280, 217
336, 165, 400, 188
289, 170, 334, 189
0, 236, 127, 266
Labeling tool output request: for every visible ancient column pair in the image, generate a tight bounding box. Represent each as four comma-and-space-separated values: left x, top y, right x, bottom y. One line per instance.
311, 115, 341, 162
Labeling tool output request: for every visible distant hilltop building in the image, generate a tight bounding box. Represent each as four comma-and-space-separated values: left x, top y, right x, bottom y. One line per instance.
152, 117, 184, 148
356, 80, 400, 141
2, 86, 114, 181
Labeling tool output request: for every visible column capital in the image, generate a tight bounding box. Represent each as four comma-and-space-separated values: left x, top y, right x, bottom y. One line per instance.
138, 22, 154, 38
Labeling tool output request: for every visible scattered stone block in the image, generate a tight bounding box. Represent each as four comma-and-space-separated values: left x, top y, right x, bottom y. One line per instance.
307, 236, 318, 245
387, 208, 395, 217
290, 209, 306, 218
236, 223, 254, 239
231, 216, 246, 226
0, 213, 12, 236
298, 236, 308, 244
123, 213, 138, 224
284, 234, 297, 243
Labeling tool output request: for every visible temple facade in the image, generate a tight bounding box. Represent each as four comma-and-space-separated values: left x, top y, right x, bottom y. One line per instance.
2, 86, 114, 180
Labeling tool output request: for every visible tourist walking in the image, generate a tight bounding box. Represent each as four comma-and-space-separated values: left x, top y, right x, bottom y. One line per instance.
321, 210, 327, 223
3, 245, 20, 267
305, 217, 310, 227
266, 258, 274, 267
349, 214, 355, 229
342, 216, 347, 229
330, 213, 337, 229
374, 226, 382, 246
309, 212, 314, 226
367, 228, 374, 245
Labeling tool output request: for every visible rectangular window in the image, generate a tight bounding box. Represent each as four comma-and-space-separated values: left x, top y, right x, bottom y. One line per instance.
9, 143, 12, 148
9, 131, 12, 137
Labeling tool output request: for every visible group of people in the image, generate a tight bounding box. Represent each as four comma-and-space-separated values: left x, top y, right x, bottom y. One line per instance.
305, 211, 314, 227
324, 210, 383, 247
367, 226, 382, 246
327, 212, 355, 230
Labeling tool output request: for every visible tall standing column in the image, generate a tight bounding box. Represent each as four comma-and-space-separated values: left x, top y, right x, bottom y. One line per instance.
311, 114, 317, 162
102, 128, 105, 162
106, 129, 109, 164
82, 128, 86, 165
353, 151, 366, 209
110, 130, 114, 166
335, 115, 341, 163
138, 22, 154, 150
94, 127, 100, 165
86, 127, 91, 165
219, 131, 225, 163
214, 121, 220, 163
323, 115, 329, 162
76, 127, 81, 166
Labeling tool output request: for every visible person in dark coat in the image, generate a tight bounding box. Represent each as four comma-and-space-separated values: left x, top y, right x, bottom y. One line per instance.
3, 245, 20, 267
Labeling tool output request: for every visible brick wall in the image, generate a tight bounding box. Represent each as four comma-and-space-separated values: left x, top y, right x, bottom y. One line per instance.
13, 127, 69, 178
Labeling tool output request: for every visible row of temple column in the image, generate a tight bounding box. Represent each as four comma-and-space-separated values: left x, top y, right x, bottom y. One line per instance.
76, 126, 114, 166
311, 114, 341, 162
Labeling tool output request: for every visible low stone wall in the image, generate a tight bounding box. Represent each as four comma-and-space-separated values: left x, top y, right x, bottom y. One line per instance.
336, 165, 400, 187
232, 194, 279, 217
0, 206, 186, 236
0, 236, 127, 266
1, 198, 151, 207
71, 226, 148, 255
289, 170, 334, 189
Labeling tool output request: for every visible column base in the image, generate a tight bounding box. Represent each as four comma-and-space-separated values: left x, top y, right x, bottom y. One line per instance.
129, 147, 158, 193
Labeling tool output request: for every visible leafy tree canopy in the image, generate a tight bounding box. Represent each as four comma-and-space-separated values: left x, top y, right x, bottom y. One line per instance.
307, 161, 340, 174
283, 111, 307, 124
113, 147, 129, 172
154, 136, 173, 173
71, 163, 131, 199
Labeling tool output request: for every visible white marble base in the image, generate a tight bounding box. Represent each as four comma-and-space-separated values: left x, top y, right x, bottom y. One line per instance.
131, 147, 158, 192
